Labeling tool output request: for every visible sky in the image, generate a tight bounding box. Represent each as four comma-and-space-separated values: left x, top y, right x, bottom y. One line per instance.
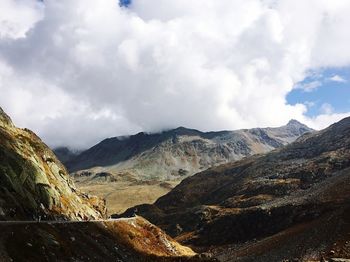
287, 67, 350, 117
0, 0, 349, 149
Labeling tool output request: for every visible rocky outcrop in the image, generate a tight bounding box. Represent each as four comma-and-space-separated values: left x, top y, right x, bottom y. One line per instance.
119, 116, 350, 261
65, 121, 313, 182
0, 107, 106, 220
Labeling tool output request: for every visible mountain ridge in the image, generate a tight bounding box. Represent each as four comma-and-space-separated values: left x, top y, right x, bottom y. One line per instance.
63, 120, 313, 182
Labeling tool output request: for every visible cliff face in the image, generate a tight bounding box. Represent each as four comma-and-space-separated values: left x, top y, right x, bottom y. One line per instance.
0, 107, 106, 220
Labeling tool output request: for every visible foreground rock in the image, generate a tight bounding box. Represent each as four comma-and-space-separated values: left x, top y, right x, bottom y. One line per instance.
120, 116, 350, 261
0, 107, 106, 220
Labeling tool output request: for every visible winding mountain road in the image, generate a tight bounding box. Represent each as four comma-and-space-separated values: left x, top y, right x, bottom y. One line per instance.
0, 217, 135, 225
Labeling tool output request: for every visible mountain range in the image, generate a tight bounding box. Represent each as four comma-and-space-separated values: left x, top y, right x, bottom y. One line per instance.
55, 120, 313, 215
118, 116, 350, 261
62, 120, 313, 182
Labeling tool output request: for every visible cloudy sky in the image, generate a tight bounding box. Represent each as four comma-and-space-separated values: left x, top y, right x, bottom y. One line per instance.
0, 0, 349, 149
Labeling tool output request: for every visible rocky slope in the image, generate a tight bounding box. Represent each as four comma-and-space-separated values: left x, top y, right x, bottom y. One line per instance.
119, 116, 350, 261
65, 120, 312, 182
0, 107, 106, 220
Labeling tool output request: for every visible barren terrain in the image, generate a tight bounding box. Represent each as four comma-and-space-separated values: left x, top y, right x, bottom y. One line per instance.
77, 180, 179, 215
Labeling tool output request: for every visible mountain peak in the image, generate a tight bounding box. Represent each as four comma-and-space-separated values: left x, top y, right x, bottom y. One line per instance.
287, 119, 304, 126
286, 119, 313, 130
168, 126, 203, 137
174, 126, 189, 131
0, 107, 14, 127
172, 126, 199, 132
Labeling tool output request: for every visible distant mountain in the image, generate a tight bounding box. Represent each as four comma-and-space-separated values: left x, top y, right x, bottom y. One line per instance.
53, 146, 80, 163
120, 116, 350, 261
64, 120, 313, 182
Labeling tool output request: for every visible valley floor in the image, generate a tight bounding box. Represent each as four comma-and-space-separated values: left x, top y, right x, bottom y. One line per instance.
77, 180, 180, 215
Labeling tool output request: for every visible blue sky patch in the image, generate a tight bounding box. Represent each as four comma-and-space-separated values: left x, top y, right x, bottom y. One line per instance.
287, 67, 350, 117
119, 0, 131, 7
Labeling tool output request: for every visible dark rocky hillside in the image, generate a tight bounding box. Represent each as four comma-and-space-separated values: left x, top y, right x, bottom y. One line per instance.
119, 116, 350, 261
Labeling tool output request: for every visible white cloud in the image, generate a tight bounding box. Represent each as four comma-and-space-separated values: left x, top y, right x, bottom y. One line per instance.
304, 101, 316, 108
0, 0, 43, 39
320, 103, 334, 114
0, 0, 349, 148
295, 80, 322, 92
303, 112, 350, 130
329, 74, 347, 83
